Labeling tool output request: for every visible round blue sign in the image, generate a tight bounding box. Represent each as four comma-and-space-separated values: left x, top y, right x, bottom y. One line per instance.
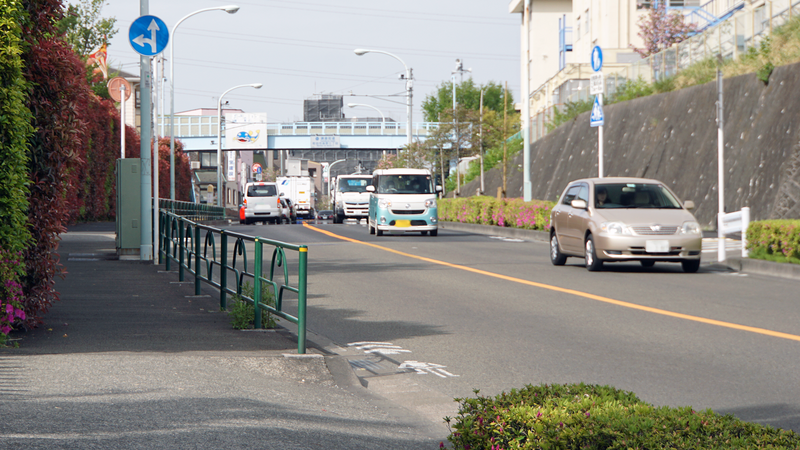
591, 46, 603, 72
129, 15, 169, 56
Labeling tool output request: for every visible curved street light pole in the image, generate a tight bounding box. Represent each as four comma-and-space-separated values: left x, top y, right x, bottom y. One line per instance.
170, 5, 240, 201
217, 83, 262, 208
354, 49, 413, 148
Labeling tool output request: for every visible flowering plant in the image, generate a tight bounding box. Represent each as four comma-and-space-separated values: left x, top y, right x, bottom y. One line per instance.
439, 196, 554, 232
1, 249, 26, 346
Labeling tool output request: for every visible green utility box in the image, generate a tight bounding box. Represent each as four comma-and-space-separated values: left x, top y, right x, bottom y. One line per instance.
116, 158, 141, 259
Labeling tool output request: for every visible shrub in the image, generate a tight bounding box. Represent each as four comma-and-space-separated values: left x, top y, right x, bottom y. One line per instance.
228, 281, 278, 330
440, 197, 554, 231
746, 220, 800, 264
446, 383, 800, 449
0, 248, 27, 346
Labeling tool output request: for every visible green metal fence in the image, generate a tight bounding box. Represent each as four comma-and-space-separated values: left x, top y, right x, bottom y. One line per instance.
158, 210, 308, 353
159, 199, 227, 221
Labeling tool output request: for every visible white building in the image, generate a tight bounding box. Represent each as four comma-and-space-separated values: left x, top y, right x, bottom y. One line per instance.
510, 0, 782, 141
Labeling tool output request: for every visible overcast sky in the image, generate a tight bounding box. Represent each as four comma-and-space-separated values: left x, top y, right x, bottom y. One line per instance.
90, 0, 521, 124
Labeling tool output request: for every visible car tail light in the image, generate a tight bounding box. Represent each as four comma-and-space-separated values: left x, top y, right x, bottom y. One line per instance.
243, 198, 248, 207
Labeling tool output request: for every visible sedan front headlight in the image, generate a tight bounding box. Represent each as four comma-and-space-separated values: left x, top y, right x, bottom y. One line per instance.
601, 221, 633, 235
681, 221, 701, 235
378, 199, 391, 209
424, 198, 436, 208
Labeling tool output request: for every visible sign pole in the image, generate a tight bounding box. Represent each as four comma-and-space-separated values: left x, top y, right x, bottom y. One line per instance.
598, 93, 604, 178
120, 85, 126, 158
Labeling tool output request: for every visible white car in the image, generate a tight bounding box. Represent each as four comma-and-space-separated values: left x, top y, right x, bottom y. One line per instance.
242, 182, 281, 225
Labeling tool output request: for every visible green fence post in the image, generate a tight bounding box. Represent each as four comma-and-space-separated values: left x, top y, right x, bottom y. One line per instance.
195, 225, 201, 295
297, 245, 308, 354
253, 239, 263, 329
220, 230, 228, 310
164, 213, 171, 271
178, 219, 185, 282
157, 210, 163, 265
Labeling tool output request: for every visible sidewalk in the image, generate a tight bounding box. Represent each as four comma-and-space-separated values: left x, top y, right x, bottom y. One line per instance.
0, 223, 446, 449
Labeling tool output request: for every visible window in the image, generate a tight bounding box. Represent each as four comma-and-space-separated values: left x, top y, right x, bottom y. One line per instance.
247, 184, 277, 197
585, 10, 589, 35
576, 19, 581, 39
562, 185, 582, 205
377, 175, 433, 194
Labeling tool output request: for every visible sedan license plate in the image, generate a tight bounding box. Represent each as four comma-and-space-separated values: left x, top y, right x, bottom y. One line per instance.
395, 220, 411, 228
645, 240, 669, 253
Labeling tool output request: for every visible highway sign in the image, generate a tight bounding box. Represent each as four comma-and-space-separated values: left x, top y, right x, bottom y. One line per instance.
590, 73, 604, 95
590, 95, 604, 127
591, 46, 603, 72
128, 15, 169, 56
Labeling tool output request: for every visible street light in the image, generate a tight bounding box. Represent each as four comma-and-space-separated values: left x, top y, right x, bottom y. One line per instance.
354, 48, 413, 147
348, 103, 386, 158
170, 5, 240, 201
217, 83, 262, 208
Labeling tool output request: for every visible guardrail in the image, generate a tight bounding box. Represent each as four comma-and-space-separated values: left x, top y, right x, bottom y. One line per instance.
719, 206, 750, 260
158, 210, 308, 353
159, 199, 227, 221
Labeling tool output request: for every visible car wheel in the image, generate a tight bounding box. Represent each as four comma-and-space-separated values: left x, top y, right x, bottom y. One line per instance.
640, 260, 656, 268
550, 233, 567, 266
430, 229, 438, 237
681, 259, 700, 273
585, 235, 603, 271
369, 223, 375, 235
376, 229, 383, 236
421, 231, 428, 236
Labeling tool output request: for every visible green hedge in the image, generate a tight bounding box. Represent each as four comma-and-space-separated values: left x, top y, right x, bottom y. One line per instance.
746, 220, 800, 265
439, 197, 555, 231
446, 383, 800, 449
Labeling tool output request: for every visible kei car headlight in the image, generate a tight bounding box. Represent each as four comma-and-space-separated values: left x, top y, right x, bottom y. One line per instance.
378, 199, 391, 209
681, 221, 701, 235
425, 198, 436, 208
601, 221, 632, 235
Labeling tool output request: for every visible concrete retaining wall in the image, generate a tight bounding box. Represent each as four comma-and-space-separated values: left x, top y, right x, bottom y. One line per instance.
459, 62, 800, 227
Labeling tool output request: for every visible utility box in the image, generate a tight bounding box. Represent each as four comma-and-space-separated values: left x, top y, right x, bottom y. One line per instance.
116, 158, 141, 259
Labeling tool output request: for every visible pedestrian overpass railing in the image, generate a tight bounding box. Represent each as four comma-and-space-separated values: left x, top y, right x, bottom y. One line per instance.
158, 211, 308, 354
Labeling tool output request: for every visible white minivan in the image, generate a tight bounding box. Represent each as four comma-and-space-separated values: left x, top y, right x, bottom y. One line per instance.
242, 182, 282, 225
366, 168, 442, 236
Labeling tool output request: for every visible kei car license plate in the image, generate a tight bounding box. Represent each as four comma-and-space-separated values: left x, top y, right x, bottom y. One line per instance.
395, 220, 411, 228
645, 240, 669, 253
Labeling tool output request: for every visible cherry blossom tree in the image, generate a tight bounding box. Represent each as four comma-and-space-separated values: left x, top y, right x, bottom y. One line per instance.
632, 1, 697, 58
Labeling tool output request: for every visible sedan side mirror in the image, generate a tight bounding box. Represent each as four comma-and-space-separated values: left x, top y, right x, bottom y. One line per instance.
571, 199, 587, 209
366, 185, 375, 193
684, 200, 695, 210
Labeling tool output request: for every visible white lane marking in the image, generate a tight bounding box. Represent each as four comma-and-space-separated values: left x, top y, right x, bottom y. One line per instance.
347, 341, 413, 356
399, 361, 459, 378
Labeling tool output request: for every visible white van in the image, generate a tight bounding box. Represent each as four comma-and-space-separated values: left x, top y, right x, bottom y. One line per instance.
366, 168, 442, 236
242, 182, 282, 225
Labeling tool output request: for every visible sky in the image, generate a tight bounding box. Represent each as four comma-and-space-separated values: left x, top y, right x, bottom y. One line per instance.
87, 0, 521, 123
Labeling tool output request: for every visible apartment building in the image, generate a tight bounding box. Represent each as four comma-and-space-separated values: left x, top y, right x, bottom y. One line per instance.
510, 0, 781, 141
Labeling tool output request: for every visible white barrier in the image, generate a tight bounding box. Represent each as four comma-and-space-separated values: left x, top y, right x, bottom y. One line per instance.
718, 207, 750, 261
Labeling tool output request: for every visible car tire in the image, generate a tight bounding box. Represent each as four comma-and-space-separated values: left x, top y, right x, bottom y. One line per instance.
430, 229, 438, 237
421, 231, 428, 236
550, 233, 567, 266
369, 223, 375, 235
640, 260, 656, 268
681, 259, 700, 273
376, 229, 383, 236
585, 235, 603, 271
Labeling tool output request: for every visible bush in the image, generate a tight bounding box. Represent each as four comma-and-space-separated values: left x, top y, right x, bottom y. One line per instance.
746, 220, 800, 264
228, 281, 278, 330
439, 197, 554, 231
446, 383, 800, 449
0, 248, 27, 346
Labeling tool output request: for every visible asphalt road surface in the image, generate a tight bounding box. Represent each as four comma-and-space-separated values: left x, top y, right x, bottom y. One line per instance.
231, 219, 800, 433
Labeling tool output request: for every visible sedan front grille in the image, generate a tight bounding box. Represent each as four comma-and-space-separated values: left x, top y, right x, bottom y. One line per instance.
631, 226, 678, 235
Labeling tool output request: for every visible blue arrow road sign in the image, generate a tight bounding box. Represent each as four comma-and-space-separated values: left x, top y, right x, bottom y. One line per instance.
590, 95, 604, 127
129, 15, 169, 56
591, 46, 603, 72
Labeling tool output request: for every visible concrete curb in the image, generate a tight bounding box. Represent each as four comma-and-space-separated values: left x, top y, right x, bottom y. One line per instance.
440, 221, 550, 242
726, 257, 800, 281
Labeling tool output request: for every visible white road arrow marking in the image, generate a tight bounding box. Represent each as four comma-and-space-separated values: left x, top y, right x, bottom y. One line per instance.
399, 361, 459, 378
133, 19, 159, 53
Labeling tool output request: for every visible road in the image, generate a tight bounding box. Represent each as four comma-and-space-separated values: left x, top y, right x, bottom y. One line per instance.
229, 219, 800, 433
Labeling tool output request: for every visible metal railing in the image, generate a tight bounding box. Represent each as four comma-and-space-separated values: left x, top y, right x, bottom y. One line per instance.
159, 199, 227, 221
159, 211, 308, 353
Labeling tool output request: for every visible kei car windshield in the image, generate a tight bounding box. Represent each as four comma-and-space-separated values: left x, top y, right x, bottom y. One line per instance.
377, 175, 433, 194
594, 183, 683, 209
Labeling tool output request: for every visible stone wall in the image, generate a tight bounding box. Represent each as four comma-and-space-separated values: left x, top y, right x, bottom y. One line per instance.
457, 62, 800, 227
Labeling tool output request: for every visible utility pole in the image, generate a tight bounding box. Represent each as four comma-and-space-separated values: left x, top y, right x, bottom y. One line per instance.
452, 59, 471, 196
139, 0, 153, 262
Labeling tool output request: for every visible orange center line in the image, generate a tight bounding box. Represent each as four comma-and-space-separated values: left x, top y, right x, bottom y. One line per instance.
303, 223, 800, 343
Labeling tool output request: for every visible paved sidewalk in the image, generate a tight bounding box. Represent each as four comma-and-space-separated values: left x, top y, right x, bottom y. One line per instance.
0, 223, 447, 449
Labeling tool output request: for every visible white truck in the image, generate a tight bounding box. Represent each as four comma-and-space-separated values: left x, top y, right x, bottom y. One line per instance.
332, 174, 372, 223
276, 176, 313, 219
